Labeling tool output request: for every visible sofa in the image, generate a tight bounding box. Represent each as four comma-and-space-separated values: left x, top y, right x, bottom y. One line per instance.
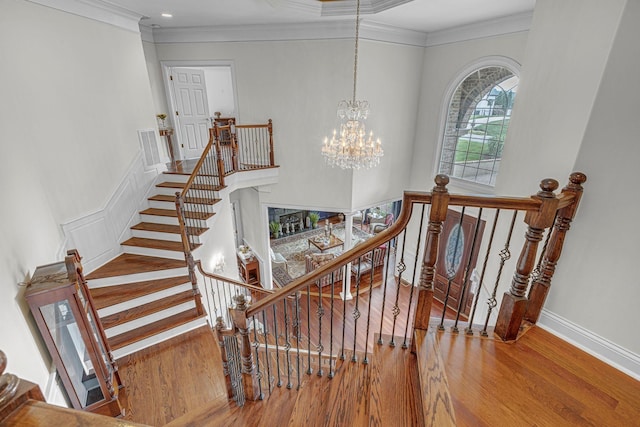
305, 253, 344, 287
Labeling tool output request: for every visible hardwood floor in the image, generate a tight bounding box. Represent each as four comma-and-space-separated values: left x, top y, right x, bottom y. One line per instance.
438, 326, 640, 426
117, 318, 640, 426
118, 326, 227, 426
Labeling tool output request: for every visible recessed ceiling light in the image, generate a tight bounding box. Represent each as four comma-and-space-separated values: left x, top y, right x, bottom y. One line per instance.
161, 13, 173, 18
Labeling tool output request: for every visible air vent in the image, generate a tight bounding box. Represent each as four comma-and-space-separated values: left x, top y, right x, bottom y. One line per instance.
138, 129, 161, 166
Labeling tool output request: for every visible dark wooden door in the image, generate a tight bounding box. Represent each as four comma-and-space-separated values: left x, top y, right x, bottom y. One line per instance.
434, 209, 485, 317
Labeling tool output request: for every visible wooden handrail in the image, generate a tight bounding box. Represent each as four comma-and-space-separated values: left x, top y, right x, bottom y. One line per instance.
195, 260, 274, 296
180, 130, 215, 198
246, 186, 551, 318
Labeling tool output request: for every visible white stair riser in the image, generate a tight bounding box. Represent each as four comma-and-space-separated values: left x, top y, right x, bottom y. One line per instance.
131, 229, 183, 242
88, 267, 188, 288
105, 301, 197, 338
160, 174, 189, 184
120, 244, 186, 261
148, 200, 176, 210
148, 200, 215, 213
111, 316, 208, 360
154, 186, 185, 196
98, 282, 193, 317
140, 213, 180, 226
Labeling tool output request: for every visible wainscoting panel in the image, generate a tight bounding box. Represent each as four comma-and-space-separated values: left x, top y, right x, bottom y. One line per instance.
62, 152, 160, 273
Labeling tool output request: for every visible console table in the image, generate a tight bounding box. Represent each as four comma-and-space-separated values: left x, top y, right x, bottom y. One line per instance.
159, 128, 176, 166
237, 252, 260, 285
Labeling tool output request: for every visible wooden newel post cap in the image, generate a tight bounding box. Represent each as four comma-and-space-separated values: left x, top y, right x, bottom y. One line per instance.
538, 178, 559, 198
433, 174, 450, 193
233, 294, 248, 311
569, 172, 587, 186
215, 316, 225, 330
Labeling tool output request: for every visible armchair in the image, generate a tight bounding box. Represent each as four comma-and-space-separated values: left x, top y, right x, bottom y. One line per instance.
372, 213, 394, 234
269, 247, 288, 272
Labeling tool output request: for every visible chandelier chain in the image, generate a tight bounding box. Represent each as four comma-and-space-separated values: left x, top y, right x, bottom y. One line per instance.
321, 0, 383, 170
352, 0, 361, 103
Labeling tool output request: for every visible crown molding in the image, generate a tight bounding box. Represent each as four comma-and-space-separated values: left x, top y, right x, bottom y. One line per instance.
140, 24, 155, 43
27, 0, 143, 33
425, 11, 533, 47
265, 0, 413, 17
150, 20, 427, 46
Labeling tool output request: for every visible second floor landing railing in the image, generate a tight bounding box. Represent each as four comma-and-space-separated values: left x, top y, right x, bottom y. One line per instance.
174, 119, 277, 318
211, 172, 586, 415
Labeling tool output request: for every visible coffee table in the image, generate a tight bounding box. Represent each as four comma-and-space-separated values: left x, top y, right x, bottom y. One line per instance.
308, 235, 344, 253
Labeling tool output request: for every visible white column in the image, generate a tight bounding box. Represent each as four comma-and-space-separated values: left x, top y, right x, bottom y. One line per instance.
340, 212, 355, 300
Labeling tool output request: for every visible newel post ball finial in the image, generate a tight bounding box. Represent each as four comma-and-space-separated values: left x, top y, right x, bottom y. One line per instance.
538, 178, 559, 198
569, 172, 587, 187
433, 174, 450, 193
234, 294, 248, 310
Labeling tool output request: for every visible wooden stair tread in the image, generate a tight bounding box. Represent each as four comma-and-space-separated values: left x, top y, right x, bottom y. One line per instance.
140, 207, 214, 220
287, 355, 371, 427
101, 290, 196, 329
131, 222, 207, 235
369, 338, 424, 427
90, 275, 191, 310
109, 307, 205, 351
121, 237, 200, 252
157, 181, 221, 192
86, 254, 186, 280
149, 194, 220, 206
414, 329, 457, 426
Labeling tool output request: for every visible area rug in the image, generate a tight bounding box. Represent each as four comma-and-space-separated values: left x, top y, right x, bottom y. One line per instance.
271, 223, 372, 279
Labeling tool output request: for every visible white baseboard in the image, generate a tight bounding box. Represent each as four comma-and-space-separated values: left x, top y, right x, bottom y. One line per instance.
538, 309, 640, 381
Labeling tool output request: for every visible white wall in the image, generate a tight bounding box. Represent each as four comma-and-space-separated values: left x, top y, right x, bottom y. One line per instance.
496, 0, 626, 195
0, 0, 156, 389
203, 67, 236, 118
153, 38, 422, 213
351, 42, 424, 209
542, 0, 640, 355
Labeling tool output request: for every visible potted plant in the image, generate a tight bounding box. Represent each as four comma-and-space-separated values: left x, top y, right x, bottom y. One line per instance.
309, 212, 320, 229
269, 221, 280, 239
156, 113, 167, 128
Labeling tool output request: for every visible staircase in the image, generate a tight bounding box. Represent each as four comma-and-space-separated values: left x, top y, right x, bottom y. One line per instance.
162, 330, 453, 427
86, 170, 221, 359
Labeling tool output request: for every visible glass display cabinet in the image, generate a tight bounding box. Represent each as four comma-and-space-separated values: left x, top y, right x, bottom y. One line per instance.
25, 250, 123, 417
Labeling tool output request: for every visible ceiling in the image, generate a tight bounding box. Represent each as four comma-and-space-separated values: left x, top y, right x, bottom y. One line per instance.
105, 0, 535, 35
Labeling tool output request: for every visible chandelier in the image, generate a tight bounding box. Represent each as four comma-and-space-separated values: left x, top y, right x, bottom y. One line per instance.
321, 0, 383, 170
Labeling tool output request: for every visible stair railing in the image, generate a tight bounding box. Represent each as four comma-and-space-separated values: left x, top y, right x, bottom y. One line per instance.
210, 172, 586, 413
175, 128, 223, 316
175, 119, 276, 317
234, 119, 275, 170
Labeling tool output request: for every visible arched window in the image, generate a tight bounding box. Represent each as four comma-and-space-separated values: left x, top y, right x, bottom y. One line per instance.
437, 60, 519, 187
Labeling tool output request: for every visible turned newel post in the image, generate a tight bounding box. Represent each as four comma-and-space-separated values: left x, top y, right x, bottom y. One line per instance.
213, 122, 226, 178
524, 172, 587, 323
268, 119, 275, 166
413, 175, 450, 340
495, 178, 560, 341
229, 119, 239, 171
229, 295, 260, 401
215, 317, 234, 399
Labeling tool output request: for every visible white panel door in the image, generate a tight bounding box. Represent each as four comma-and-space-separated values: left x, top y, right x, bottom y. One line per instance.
172, 68, 210, 159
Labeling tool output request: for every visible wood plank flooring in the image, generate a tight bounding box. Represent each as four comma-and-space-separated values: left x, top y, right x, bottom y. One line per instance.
438, 326, 640, 427
118, 326, 227, 426
117, 321, 640, 427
